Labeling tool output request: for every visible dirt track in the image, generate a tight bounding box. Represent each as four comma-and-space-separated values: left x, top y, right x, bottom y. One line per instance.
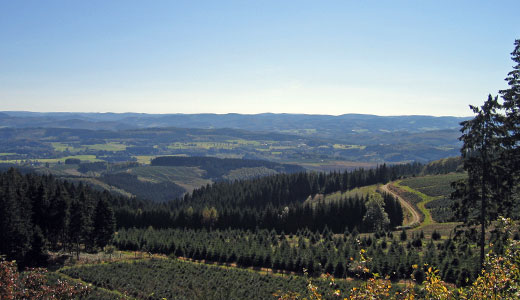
380, 183, 421, 227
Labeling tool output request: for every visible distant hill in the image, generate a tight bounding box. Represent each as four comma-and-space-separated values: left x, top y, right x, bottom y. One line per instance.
0, 112, 468, 163
151, 156, 304, 180
0, 111, 468, 134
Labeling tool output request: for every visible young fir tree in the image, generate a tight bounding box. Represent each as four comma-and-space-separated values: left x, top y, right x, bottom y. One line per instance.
363, 196, 390, 232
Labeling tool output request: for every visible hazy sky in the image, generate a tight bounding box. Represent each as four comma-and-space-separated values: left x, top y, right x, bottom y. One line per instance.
1, 1, 519, 116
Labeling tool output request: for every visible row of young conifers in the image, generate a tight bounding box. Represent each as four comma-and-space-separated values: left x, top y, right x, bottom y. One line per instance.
1, 159, 478, 285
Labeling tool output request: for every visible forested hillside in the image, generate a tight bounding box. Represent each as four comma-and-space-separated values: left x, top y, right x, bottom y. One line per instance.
0, 168, 116, 268
99, 172, 186, 202
114, 163, 423, 233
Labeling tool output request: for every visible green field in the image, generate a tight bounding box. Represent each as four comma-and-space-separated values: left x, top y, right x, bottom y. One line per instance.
305, 184, 381, 206
59, 258, 355, 300
52, 142, 127, 152
399, 173, 467, 197
88, 143, 127, 151
329, 185, 381, 201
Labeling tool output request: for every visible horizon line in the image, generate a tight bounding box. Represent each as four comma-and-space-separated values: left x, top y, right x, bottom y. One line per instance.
1, 110, 472, 118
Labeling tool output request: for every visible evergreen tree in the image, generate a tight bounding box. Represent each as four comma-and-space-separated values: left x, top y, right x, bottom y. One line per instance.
48, 186, 69, 249
26, 225, 48, 267
68, 200, 86, 259
500, 39, 520, 210
0, 169, 33, 265
363, 196, 390, 232
454, 95, 507, 267
93, 194, 116, 249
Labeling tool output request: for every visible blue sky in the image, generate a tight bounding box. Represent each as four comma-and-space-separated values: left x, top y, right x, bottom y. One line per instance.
1, 1, 518, 116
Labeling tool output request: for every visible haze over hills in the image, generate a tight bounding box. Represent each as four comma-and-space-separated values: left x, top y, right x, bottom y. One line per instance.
0, 111, 468, 145
0, 111, 468, 133
0, 111, 468, 164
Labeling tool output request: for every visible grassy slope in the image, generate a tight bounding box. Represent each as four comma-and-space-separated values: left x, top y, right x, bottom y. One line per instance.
304, 184, 381, 206
393, 173, 467, 237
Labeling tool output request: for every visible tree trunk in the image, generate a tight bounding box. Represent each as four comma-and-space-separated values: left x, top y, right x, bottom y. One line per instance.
480, 161, 487, 269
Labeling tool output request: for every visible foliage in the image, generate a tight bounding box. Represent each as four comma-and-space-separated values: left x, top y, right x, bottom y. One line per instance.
363, 196, 390, 232
452, 39, 520, 267
452, 94, 508, 267
279, 217, 520, 300
113, 226, 479, 284
0, 259, 89, 299
500, 39, 520, 182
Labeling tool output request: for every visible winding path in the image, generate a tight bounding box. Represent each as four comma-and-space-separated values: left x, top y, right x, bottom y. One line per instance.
380, 183, 421, 227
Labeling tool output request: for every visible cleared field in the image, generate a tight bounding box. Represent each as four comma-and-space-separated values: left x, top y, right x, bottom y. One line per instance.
133, 155, 155, 164
87, 143, 127, 152
38, 164, 83, 176
167, 140, 263, 150
129, 166, 211, 193
223, 167, 278, 181
399, 173, 466, 197
332, 144, 366, 150
393, 173, 467, 225
51, 142, 77, 152
306, 184, 381, 206
66, 177, 135, 198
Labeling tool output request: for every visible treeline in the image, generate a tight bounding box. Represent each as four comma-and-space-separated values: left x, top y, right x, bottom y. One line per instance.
114, 164, 412, 233
0, 168, 116, 268
177, 163, 419, 209
421, 156, 462, 175
150, 156, 304, 179
116, 192, 402, 233
113, 226, 481, 285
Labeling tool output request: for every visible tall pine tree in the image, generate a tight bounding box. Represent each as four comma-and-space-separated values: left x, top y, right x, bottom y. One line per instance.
455, 95, 506, 267
500, 39, 520, 208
